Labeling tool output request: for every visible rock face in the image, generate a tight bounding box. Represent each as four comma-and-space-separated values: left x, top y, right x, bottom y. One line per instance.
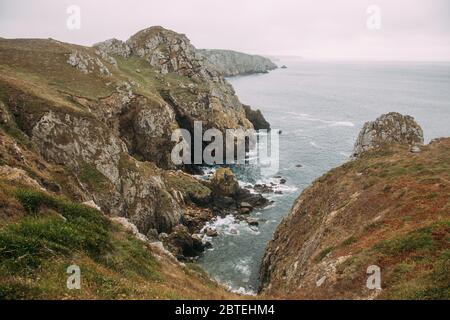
0, 26, 270, 258
260, 116, 449, 299
243, 104, 271, 130
198, 49, 277, 77
353, 112, 424, 157
93, 38, 131, 58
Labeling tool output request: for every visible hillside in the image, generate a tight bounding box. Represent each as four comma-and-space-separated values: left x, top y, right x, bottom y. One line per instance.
0, 26, 271, 299
198, 49, 277, 76
260, 114, 449, 299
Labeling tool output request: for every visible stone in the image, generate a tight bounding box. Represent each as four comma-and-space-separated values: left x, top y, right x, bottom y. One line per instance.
93, 38, 131, 58
82, 200, 101, 211
353, 112, 424, 157
205, 228, 218, 237
209, 168, 239, 197
242, 105, 271, 130
246, 217, 259, 226
165, 225, 204, 257
240, 202, 253, 209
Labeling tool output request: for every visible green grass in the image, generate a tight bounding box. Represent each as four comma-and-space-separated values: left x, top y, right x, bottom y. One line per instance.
0, 186, 166, 298
0, 188, 111, 274
340, 236, 357, 247
374, 223, 445, 256
314, 246, 335, 262
78, 163, 110, 192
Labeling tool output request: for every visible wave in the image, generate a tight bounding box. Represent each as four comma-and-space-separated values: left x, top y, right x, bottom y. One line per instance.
285, 111, 355, 128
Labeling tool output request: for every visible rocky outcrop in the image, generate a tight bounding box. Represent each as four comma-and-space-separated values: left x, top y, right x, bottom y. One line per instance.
198, 49, 277, 77
93, 38, 131, 58
353, 112, 424, 157
0, 26, 271, 259
260, 115, 449, 300
208, 168, 268, 213
243, 104, 271, 130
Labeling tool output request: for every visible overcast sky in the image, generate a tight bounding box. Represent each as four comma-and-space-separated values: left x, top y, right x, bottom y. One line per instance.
1, 0, 449, 60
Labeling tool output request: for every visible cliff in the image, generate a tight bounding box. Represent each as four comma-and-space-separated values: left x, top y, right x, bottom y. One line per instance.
0, 26, 268, 298
198, 49, 277, 77
260, 114, 449, 300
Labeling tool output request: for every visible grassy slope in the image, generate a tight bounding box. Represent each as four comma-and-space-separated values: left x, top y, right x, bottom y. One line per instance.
0, 38, 238, 299
262, 139, 449, 300
0, 184, 236, 299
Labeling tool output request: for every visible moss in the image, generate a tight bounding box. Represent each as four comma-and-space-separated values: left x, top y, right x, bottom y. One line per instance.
314, 246, 335, 262
340, 236, 357, 247
374, 223, 444, 256
78, 163, 110, 192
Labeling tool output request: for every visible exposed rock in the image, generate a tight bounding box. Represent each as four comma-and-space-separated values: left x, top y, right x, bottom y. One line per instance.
260, 125, 450, 299
67, 50, 111, 76
246, 217, 259, 226
164, 225, 205, 258
243, 104, 271, 130
410, 145, 421, 153
240, 202, 253, 209
254, 183, 274, 194
82, 200, 101, 211
0, 165, 44, 190
205, 228, 218, 237
198, 49, 277, 77
353, 112, 424, 157
127, 26, 214, 80
93, 38, 131, 58
0, 27, 272, 263
209, 167, 239, 197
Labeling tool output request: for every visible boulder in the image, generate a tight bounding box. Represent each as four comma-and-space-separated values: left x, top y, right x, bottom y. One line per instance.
353, 112, 424, 157
243, 105, 271, 130
165, 225, 204, 258
210, 167, 239, 197
246, 217, 259, 226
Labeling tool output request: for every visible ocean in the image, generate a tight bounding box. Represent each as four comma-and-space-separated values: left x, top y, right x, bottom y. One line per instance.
197, 60, 450, 294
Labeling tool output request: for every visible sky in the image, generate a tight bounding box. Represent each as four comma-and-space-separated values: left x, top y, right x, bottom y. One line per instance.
1, 0, 449, 60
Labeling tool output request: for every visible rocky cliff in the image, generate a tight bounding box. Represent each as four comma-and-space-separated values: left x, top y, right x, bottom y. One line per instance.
260, 114, 449, 300
0, 26, 272, 298
198, 49, 277, 77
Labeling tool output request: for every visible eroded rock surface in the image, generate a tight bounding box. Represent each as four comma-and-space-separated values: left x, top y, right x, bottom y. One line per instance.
353, 112, 424, 157
198, 49, 277, 77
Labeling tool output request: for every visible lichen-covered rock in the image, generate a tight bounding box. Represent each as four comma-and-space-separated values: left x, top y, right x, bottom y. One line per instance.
67, 50, 111, 76
243, 104, 271, 130
126, 26, 255, 136
127, 26, 214, 80
353, 112, 424, 157
198, 49, 277, 77
209, 167, 239, 197
93, 38, 131, 58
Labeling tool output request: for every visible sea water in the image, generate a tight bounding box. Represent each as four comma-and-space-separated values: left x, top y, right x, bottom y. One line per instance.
197, 60, 450, 294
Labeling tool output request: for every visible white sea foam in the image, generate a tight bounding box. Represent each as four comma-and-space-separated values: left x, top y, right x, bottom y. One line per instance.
286, 111, 355, 128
